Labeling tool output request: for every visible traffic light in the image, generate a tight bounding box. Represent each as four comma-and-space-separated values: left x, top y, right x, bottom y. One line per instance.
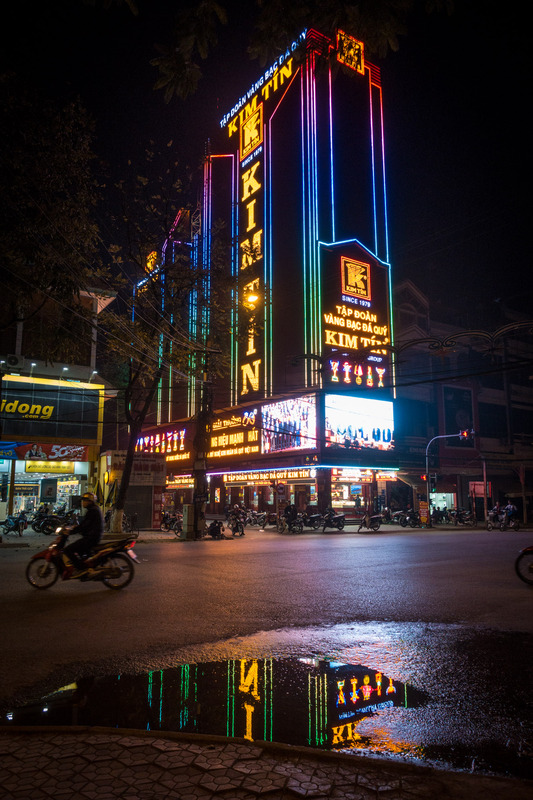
428, 474, 437, 493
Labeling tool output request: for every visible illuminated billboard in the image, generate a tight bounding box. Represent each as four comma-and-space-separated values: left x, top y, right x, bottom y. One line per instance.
321, 242, 392, 394
324, 394, 394, 450
261, 394, 317, 453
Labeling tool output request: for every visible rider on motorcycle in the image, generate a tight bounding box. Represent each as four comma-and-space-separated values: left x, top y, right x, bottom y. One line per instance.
63, 492, 104, 575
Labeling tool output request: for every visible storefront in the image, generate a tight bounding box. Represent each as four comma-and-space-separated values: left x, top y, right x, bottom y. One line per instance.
0, 374, 105, 516
0, 450, 93, 515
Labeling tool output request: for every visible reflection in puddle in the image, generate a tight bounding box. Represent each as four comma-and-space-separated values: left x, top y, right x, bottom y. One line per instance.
3, 644, 532, 779
3, 657, 427, 756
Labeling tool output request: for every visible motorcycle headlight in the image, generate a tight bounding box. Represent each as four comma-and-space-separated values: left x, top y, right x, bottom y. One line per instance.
56, 526, 63, 533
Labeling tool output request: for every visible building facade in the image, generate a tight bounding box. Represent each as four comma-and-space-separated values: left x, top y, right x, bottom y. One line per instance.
140, 28, 399, 517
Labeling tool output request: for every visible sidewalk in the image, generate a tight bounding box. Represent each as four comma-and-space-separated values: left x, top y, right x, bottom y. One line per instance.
1, 520, 525, 549
1, 726, 531, 799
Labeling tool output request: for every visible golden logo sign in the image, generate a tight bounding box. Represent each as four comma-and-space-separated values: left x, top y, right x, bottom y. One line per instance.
341, 257, 371, 300
336, 30, 364, 74
240, 103, 263, 160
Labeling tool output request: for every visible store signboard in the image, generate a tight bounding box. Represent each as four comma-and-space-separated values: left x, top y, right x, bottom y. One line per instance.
223, 467, 314, 484
1, 376, 104, 443
332, 467, 373, 483
209, 407, 260, 459
26, 461, 75, 474
0, 442, 89, 461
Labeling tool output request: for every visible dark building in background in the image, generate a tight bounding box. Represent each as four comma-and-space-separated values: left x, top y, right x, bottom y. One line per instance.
393, 280, 533, 520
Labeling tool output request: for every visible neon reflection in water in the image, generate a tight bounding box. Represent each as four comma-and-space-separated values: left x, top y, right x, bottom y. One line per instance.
1, 657, 427, 753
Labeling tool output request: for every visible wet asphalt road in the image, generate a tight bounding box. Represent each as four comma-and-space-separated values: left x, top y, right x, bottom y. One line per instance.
0, 526, 531, 693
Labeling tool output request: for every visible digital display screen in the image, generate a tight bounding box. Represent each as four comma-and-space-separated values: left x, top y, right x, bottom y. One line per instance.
262, 395, 317, 453
325, 394, 394, 450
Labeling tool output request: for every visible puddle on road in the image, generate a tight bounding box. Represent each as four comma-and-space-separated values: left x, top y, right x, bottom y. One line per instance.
2, 622, 532, 779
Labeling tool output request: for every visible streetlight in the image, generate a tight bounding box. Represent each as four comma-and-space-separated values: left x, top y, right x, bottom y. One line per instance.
425, 430, 475, 527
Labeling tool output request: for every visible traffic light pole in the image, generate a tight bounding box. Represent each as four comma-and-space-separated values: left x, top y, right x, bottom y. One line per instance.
425, 430, 475, 528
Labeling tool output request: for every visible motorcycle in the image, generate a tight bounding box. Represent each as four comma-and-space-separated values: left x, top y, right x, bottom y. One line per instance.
259, 511, 278, 528
226, 511, 245, 536
0, 511, 28, 537
405, 509, 422, 528
356, 513, 382, 532
245, 509, 262, 526
322, 509, 346, 531
30, 507, 51, 532
40, 508, 79, 536
515, 546, 533, 585
301, 511, 324, 530
26, 525, 138, 590
499, 514, 520, 532
451, 509, 477, 527
159, 511, 182, 533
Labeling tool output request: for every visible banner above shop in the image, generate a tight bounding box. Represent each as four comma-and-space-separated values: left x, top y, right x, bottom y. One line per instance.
0, 442, 89, 461
0, 375, 104, 444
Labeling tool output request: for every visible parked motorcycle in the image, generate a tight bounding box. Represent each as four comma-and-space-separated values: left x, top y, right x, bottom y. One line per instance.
322, 509, 346, 531
0, 510, 28, 537
259, 511, 278, 528
451, 508, 477, 527
515, 545, 533, 585
40, 508, 79, 536
30, 507, 51, 532
26, 525, 138, 590
171, 514, 183, 536
245, 509, 263, 526
405, 509, 422, 528
160, 511, 181, 532
356, 513, 382, 532
301, 511, 324, 529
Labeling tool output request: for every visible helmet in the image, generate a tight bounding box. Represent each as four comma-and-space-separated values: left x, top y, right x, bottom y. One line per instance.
81, 492, 95, 502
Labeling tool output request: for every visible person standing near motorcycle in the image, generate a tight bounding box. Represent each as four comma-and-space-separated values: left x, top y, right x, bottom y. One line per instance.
63, 492, 104, 575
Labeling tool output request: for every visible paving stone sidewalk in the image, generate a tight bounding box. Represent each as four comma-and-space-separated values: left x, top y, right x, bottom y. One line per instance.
1, 727, 531, 800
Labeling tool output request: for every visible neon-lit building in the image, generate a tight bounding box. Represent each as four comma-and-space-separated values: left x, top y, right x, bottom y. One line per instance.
141, 28, 398, 514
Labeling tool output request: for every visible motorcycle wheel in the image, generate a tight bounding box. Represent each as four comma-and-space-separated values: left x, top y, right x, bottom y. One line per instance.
101, 553, 134, 590
41, 519, 59, 535
26, 558, 59, 589
311, 519, 321, 530
31, 522, 42, 532
409, 518, 417, 528
515, 551, 533, 585
400, 519, 408, 527
512, 520, 520, 531
337, 519, 345, 530
371, 521, 381, 531
290, 520, 303, 534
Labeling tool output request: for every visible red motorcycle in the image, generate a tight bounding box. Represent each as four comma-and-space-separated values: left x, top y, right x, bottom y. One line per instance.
26, 525, 139, 590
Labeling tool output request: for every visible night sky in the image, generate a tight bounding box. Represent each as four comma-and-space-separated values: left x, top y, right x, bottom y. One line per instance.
4, 1, 529, 317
